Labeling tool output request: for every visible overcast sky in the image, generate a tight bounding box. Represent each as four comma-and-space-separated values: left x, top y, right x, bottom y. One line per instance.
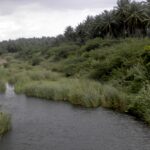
0, 0, 145, 41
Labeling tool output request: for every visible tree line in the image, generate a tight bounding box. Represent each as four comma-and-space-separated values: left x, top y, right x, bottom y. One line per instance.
0, 0, 150, 54
64, 0, 150, 44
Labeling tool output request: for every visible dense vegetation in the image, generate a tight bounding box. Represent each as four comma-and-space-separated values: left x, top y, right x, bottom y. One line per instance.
0, 0, 150, 125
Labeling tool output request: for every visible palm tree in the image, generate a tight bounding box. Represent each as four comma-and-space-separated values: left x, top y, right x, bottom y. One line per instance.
143, 0, 150, 36
100, 10, 118, 37
83, 16, 95, 39
115, 0, 131, 37
75, 23, 87, 44
90, 14, 104, 38
125, 1, 147, 36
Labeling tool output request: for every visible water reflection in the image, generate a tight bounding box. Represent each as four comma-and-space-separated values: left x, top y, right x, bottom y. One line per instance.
5, 83, 15, 98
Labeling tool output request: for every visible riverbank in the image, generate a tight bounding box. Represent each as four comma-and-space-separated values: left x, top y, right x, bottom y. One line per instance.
0, 38, 150, 125
6, 70, 150, 125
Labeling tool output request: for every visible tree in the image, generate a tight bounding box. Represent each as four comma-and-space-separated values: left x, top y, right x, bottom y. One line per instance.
100, 10, 118, 37
64, 26, 76, 41
83, 16, 95, 39
115, 0, 131, 37
75, 23, 87, 44
125, 1, 147, 36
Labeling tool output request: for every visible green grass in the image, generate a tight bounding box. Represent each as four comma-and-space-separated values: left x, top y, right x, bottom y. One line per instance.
0, 112, 11, 136
14, 78, 127, 111
16, 79, 103, 107
0, 80, 6, 93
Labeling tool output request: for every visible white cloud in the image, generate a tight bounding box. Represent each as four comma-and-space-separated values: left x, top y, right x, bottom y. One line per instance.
0, 0, 146, 41
0, 3, 101, 41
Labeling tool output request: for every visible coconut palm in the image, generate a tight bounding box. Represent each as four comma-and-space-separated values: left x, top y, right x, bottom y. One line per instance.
100, 10, 118, 37
115, 0, 131, 37
125, 1, 147, 36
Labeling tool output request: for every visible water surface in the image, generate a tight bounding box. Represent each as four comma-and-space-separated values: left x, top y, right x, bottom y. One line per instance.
0, 84, 150, 150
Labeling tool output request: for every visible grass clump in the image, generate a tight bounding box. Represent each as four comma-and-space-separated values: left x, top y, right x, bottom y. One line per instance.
8, 70, 63, 93
24, 79, 103, 107
0, 112, 11, 136
23, 79, 128, 109
0, 80, 6, 93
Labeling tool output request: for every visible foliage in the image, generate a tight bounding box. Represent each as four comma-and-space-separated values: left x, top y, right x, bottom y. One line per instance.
128, 84, 150, 124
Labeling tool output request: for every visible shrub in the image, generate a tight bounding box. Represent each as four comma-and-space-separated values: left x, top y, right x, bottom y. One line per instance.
27, 70, 62, 81
101, 85, 127, 112
81, 38, 101, 51
128, 84, 150, 124
31, 57, 43, 66
144, 45, 150, 51
46, 44, 78, 60
124, 64, 147, 93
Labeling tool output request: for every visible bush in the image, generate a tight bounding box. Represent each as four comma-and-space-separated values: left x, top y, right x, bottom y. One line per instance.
142, 45, 150, 68
31, 57, 43, 66
81, 38, 120, 52
124, 64, 147, 93
101, 85, 127, 112
81, 38, 101, 51
46, 43, 78, 60
128, 84, 150, 124
144, 45, 150, 51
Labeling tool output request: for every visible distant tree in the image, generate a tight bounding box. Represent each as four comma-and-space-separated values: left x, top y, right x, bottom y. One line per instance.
115, 0, 131, 37
100, 10, 118, 37
64, 26, 76, 41
91, 15, 103, 38
125, 1, 147, 36
75, 23, 87, 44
83, 16, 95, 39
6, 41, 18, 53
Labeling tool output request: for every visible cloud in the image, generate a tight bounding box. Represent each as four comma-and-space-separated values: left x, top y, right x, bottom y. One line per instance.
0, 0, 146, 41
0, 3, 101, 40
0, 0, 116, 14
0, 0, 145, 15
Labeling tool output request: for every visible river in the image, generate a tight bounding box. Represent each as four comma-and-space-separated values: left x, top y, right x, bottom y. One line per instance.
0, 84, 150, 150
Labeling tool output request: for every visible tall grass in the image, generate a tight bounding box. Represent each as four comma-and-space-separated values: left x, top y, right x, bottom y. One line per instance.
0, 80, 6, 93
23, 79, 127, 109
0, 112, 11, 136
23, 79, 102, 107
8, 70, 63, 93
